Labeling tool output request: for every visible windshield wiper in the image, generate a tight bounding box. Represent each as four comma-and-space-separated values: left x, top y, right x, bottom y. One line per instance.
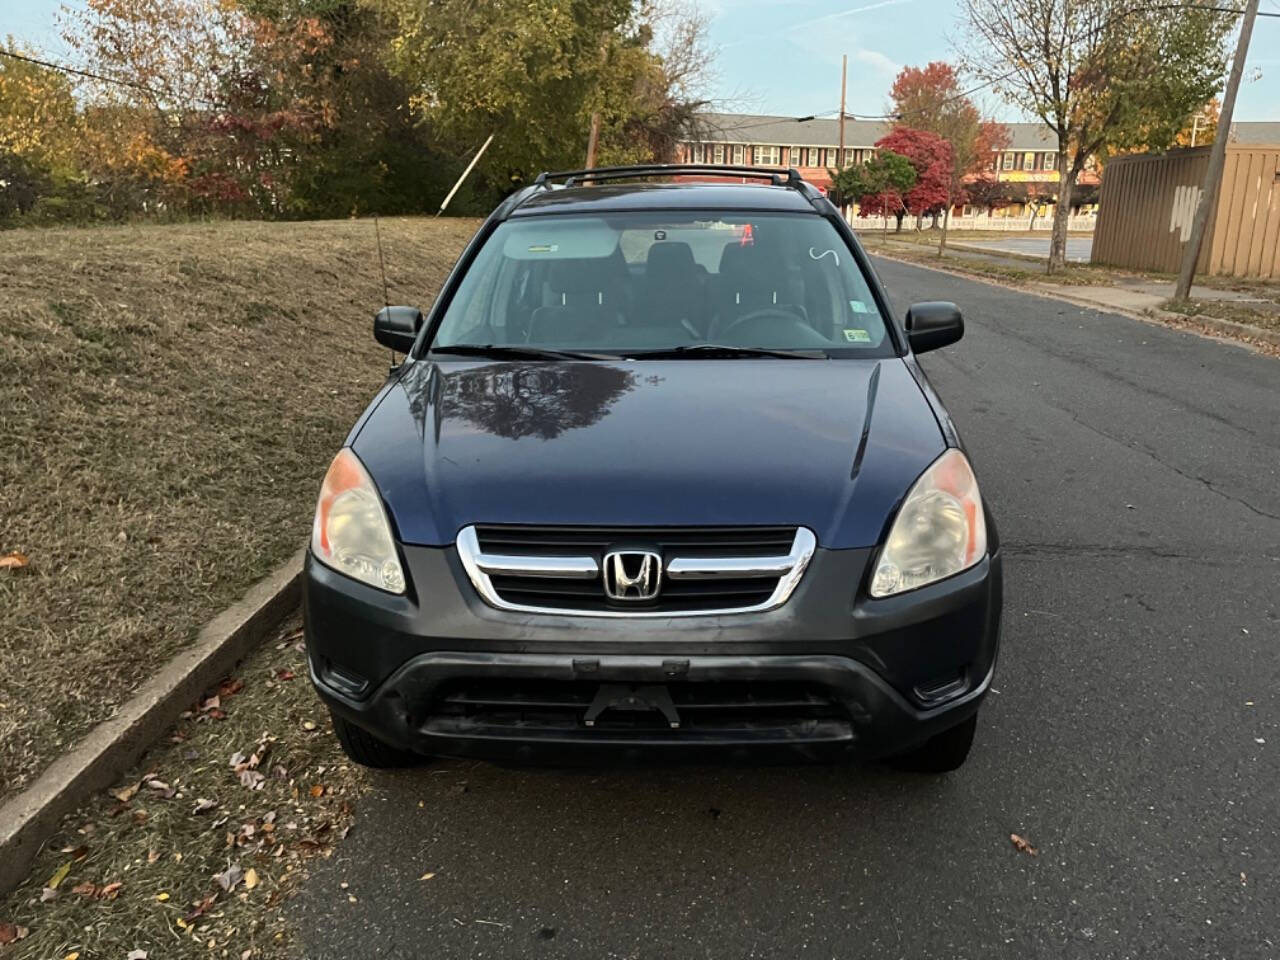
429, 344, 619, 361
623, 343, 827, 360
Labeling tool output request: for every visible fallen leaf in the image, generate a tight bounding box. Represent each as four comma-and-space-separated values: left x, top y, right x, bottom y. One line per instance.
201, 696, 221, 713
213, 864, 244, 892
0, 551, 29, 570
184, 894, 217, 923
0, 924, 29, 945
147, 849, 160, 864
99, 881, 123, 900
1010, 833, 1038, 856
155, 892, 170, 902
193, 798, 218, 814
244, 868, 259, 890
310, 785, 325, 798
241, 950, 253, 960
128, 951, 148, 960
240, 770, 265, 790
63, 953, 79, 960
64, 844, 90, 861
70, 882, 98, 897
48, 860, 72, 889
419, 872, 436, 881
302, 720, 317, 732
41, 886, 60, 902
276, 669, 296, 681
218, 678, 245, 698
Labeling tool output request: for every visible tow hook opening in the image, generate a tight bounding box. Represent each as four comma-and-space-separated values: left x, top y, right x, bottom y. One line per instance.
584, 683, 681, 729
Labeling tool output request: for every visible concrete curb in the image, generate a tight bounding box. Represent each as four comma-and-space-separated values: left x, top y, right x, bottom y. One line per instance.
868, 249, 1280, 353
0, 548, 305, 896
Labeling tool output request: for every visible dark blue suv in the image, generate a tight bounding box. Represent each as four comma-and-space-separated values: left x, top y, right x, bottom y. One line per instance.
305, 165, 1002, 773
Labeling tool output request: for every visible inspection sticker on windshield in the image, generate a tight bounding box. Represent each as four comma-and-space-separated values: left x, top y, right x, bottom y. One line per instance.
848, 299, 870, 313
527, 243, 559, 254
842, 328, 872, 343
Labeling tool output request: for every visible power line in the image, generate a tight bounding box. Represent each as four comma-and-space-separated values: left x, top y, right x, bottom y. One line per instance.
0, 46, 223, 108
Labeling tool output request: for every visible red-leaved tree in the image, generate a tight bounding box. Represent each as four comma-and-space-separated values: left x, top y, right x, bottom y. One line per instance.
873, 127, 951, 231
889, 61, 1008, 249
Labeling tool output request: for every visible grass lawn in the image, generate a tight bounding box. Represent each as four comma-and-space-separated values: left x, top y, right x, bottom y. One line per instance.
858, 231, 1118, 287
0, 216, 479, 808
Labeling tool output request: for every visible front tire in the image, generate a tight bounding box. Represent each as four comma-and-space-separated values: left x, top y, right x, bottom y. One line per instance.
330, 712, 420, 768
886, 713, 977, 773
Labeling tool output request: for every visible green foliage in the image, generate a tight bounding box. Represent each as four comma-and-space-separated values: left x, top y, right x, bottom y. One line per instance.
833, 150, 917, 218
5, 0, 708, 225
371, 0, 705, 187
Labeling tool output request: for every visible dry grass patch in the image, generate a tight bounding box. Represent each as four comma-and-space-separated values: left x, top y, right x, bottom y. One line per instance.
0, 216, 478, 806
1162, 297, 1280, 337
0, 613, 364, 960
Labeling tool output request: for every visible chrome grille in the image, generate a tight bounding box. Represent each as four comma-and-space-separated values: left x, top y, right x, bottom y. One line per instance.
456, 525, 816, 617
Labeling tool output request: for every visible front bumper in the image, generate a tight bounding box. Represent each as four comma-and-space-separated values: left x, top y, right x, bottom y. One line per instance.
305, 538, 1002, 764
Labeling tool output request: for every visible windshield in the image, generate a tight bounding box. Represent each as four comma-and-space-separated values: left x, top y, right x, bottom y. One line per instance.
428, 211, 896, 358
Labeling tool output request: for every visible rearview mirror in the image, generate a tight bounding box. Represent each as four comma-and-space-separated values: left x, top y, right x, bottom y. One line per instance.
904, 302, 963, 354
374, 306, 424, 352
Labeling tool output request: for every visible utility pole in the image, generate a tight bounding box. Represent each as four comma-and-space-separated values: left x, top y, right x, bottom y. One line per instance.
1174, 0, 1258, 300
838, 54, 847, 165
837, 54, 847, 208
585, 111, 601, 171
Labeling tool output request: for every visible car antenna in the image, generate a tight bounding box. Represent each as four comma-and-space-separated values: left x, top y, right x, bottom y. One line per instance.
373, 214, 396, 369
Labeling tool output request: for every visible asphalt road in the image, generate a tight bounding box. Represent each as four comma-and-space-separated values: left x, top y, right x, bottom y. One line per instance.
960, 235, 1094, 262
292, 258, 1280, 959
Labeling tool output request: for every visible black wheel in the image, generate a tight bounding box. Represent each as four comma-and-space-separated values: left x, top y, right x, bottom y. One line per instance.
886, 713, 977, 773
330, 712, 421, 768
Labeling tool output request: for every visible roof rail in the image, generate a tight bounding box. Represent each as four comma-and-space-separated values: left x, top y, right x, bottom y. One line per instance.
534, 164, 810, 191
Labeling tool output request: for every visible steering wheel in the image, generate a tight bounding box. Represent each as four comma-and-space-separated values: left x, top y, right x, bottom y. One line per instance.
714, 306, 806, 342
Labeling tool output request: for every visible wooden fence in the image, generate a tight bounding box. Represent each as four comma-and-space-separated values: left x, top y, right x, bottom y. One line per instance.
1092, 144, 1280, 278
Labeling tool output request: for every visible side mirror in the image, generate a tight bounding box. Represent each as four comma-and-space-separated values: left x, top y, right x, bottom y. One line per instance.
374, 306, 424, 352
904, 301, 963, 354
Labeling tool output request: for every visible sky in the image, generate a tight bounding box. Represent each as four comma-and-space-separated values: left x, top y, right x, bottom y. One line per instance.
4, 0, 1279, 122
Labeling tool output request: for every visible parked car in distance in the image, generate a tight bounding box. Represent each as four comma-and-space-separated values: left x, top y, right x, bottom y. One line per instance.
305, 164, 1002, 773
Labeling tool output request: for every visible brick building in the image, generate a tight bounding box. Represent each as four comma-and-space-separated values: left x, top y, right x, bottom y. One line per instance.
679, 112, 1097, 218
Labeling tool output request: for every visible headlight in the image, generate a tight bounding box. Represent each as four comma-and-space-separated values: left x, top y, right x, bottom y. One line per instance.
869, 449, 986, 598
311, 448, 405, 593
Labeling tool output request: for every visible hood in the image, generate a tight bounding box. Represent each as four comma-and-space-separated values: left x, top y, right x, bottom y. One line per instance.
352, 358, 945, 549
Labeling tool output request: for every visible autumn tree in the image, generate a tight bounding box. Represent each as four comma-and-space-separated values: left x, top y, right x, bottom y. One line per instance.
1175, 98, 1220, 147
959, 0, 1234, 272
0, 40, 79, 218
874, 127, 951, 231
889, 61, 1008, 252
833, 149, 917, 240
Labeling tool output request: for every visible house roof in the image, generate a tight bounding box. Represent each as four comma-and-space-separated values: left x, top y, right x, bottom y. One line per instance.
694, 112, 1059, 151
695, 113, 1280, 152
1228, 122, 1280, 145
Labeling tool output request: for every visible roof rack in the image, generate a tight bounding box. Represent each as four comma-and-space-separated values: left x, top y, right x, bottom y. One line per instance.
535, 164, 808, 190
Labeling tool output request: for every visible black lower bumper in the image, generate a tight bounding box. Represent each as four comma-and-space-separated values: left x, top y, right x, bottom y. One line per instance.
313, 650, 993, 764
305, 538, 1002, 764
